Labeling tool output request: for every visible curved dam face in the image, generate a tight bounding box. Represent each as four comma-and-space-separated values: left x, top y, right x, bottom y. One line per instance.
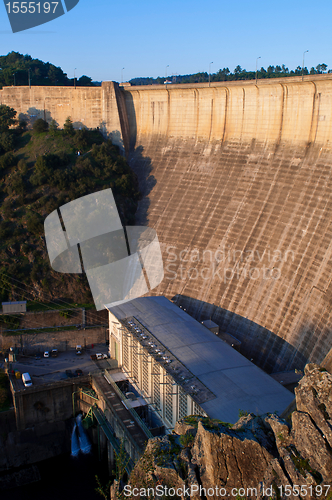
122, 78, 332, 373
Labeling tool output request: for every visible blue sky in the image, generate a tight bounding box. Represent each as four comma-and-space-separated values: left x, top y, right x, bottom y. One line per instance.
0, 0, 329, 82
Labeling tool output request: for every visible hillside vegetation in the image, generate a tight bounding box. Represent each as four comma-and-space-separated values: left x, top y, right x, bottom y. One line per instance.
0, 106, 140, 310
0, 51, 94, 88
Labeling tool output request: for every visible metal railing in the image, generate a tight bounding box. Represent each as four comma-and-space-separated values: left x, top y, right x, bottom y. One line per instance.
92, 405, 135, 474
103, 370, 153, 439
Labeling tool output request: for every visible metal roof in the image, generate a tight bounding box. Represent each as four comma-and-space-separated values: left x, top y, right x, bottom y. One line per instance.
106, 296, 294, 424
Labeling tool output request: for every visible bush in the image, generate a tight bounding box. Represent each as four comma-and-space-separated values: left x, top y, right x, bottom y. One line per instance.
33, 118, 49, 134
18, 158, 28, 174
63, 117, 74, 136
49, 119, 58, 136
0, 131, 15, 152
26, 212, 43, 235
179, 433, 195, 447
0, 152, 16, 171
74, 128, 89, 149
6, 171, 25, 196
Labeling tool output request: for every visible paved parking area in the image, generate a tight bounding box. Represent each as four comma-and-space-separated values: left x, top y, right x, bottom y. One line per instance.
1, 344, 112, 386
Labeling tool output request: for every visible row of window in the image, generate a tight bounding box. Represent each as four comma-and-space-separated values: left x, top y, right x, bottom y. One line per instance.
118, 328, 206, 427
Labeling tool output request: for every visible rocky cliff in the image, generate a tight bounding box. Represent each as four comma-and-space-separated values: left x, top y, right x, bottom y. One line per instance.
120, 364, 332, 499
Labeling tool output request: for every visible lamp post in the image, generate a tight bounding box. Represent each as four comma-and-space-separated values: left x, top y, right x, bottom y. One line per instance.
209, 61, 213, 87
165, 64, 169, 89
256, 56, 261, 85
28, 68, 31, 88
302, 50, 309, 81
121, 67, 125, 84
74, 68, 77, 89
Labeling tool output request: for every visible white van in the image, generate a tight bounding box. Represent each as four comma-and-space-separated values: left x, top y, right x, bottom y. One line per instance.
22, 373, 32, 388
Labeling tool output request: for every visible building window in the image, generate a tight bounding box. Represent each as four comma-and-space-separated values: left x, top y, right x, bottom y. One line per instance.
132, 339, 139, 384
122, 331, 129, 372
142, 352, 149, 396
193, 401, 206, 417
178, 387, 188, 419
165, 374, 173, 424
152, 360, 161, 410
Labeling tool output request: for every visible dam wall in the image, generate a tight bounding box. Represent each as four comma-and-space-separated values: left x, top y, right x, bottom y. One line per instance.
0, 82, 126, 150
2, 77, 332, 372
122, 77, 332, 373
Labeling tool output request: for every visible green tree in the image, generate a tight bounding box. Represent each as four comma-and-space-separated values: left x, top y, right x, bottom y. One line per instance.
49, 119, 58, 135
63, 117, 74, 136
316, 63, 328, 73
78, 75, 93, 86
0, 105, 17, 133
0, 131, 15, 152
33, 118, 49, 134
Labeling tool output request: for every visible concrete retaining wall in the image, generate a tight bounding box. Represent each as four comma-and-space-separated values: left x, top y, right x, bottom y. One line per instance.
0, 326, 107, 354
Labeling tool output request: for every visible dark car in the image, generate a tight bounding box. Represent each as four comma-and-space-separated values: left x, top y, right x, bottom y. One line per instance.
75, 369, 83, 377
65, 369, 74, 378
35, 353, 41, 360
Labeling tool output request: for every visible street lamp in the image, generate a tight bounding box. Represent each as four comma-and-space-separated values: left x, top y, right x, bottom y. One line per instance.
209, 62, 213, 87
121, 67, 125, 84
13, 72, 17, 86
256, 56, 261, 85
74, 68, 77, 89
302, 50, 309, 81
165, 64, 169, 89
28, 68, 31, 88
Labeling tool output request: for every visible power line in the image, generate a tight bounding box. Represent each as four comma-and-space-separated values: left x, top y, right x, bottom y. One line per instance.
0, 269, 104, 325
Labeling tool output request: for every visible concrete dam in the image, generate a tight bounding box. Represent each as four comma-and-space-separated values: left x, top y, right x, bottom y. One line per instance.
2, 76, 332, 373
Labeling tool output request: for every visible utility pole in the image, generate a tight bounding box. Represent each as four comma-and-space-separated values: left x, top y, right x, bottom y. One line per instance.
256, 56, 261, 85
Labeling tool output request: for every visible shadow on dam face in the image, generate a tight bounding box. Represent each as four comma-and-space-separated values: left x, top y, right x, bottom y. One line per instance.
172, 294, 310, 374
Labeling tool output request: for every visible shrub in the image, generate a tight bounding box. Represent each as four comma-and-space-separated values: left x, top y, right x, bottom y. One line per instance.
0, 152, 16, 171
0, 131, 15, 152
63, 117, 74, 136
179, 433, 195, 447
26, 212, 43, 235
33, 118, 49, 134
17, 159, 28, 174
49, 119, 58, 135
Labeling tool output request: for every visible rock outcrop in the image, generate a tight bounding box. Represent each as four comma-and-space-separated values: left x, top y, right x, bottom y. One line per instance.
120, 364, 332, 499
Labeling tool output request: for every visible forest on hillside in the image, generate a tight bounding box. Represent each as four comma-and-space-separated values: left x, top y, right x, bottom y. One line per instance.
0, 105, 140, 321
130, 63, 330, 85
0, 51, 95, 88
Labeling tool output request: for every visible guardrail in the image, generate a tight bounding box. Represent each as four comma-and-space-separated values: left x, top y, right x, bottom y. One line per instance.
103, 370, 153, 439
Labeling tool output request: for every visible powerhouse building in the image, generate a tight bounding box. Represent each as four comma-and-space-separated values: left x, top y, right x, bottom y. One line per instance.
106, 296, 294, 428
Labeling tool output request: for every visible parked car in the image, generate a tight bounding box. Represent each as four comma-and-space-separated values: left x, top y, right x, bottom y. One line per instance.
76, 345, 82, 355
51, 349, 58, 357
35, 353, 41, 360
96, 353, 108, 360
22, 372, 32, 387
75, 369, 83, 377
44, 351, 49, 358
65, 369, 74, 378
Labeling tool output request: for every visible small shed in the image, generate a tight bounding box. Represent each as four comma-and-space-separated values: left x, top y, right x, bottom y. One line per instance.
2, 301, 27, 313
